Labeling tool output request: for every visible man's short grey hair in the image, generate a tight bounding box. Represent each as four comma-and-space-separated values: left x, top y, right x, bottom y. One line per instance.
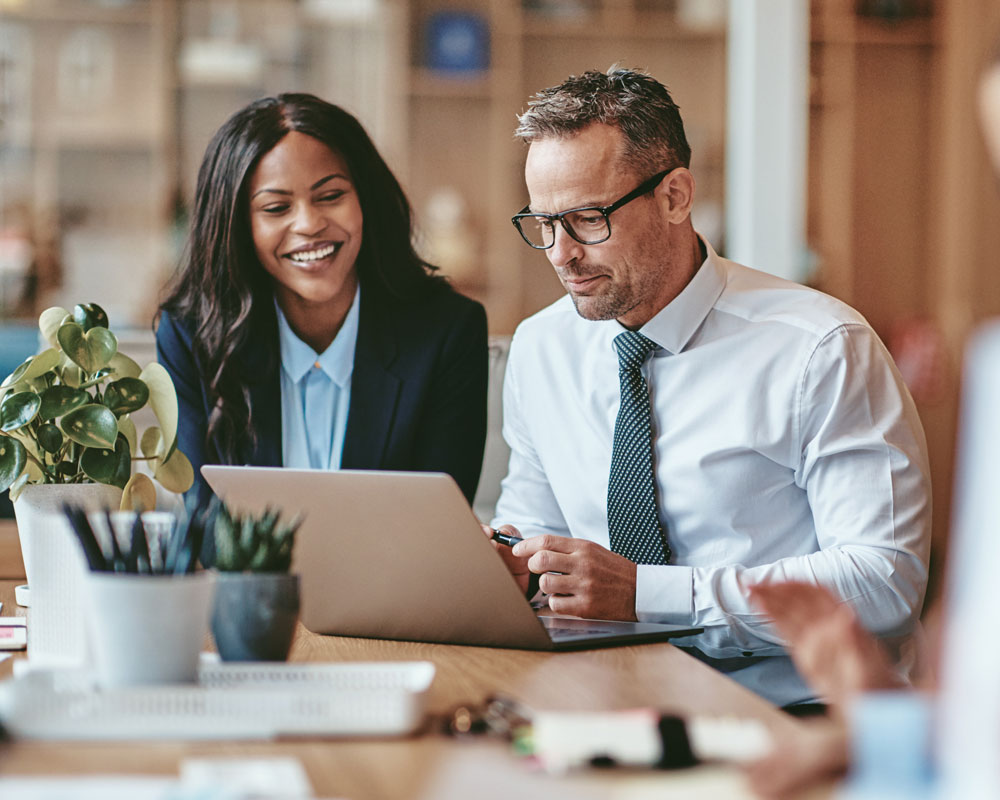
514, 66, 691, 178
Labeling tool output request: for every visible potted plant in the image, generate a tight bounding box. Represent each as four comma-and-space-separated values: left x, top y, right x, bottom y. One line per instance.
0, 302, 194, 605
64, 500, 215, 687
211, 505, 302, 662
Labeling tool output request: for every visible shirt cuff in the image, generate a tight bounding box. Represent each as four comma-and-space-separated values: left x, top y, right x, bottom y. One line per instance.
635, 565, 694, 623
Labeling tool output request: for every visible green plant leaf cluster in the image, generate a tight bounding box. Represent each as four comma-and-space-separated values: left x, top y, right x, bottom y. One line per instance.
63, 498, 213, 576
214, 504, 301, 574
0, 303, 194, 506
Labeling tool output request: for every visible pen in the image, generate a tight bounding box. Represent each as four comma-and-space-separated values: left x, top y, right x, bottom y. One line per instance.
491, 528, 523, 548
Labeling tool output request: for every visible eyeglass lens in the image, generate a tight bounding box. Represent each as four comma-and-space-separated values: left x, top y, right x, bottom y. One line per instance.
520, 210, 610, 248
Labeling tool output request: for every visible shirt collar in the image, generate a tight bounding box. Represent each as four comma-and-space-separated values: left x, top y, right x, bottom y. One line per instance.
275, 285, 361, 387
631, 237, 725, 356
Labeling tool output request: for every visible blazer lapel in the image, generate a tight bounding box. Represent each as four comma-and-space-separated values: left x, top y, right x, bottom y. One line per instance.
240, 304, 283, 467
341, 291, 401, 470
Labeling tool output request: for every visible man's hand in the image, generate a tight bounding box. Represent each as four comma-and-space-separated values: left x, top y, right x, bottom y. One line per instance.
481, 524, 531, 594
749, 580, 903, 712
743, 718, 849, 799
511, 534, 638, 621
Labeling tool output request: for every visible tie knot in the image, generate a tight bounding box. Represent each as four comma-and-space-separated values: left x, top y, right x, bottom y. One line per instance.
614, 330, 657, 371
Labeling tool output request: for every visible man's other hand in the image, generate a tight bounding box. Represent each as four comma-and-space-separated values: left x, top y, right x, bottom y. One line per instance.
512, 535, 637, 621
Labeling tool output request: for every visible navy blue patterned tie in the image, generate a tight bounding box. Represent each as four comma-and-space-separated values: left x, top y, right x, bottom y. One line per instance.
607, 331, 670, 565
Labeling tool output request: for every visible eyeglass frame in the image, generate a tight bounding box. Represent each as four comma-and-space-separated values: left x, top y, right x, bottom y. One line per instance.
510, 168, 676, 250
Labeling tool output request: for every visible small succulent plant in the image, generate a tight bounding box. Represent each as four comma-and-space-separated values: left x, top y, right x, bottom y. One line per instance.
213, 505, 301, 573
62, 497, 215, 575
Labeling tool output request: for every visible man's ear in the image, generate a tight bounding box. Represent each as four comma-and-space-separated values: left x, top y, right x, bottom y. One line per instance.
656, 168, 696, 224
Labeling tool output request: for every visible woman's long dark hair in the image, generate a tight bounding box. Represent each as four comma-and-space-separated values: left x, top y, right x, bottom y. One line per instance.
159, 93, 446, 463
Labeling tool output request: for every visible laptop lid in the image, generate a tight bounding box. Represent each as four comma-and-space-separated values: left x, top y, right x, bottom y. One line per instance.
201, 466, 701, 651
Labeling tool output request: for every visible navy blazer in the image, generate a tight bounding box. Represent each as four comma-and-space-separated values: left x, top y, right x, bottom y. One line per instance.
156, 284, 489, 517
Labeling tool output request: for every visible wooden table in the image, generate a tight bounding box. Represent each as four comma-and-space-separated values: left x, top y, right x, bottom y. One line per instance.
0, 579, 807, 799
0, 520, 23, 580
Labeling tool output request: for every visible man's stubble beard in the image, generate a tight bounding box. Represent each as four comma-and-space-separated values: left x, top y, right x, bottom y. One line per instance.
564, 257, 661, 323
568, 282, 635, 321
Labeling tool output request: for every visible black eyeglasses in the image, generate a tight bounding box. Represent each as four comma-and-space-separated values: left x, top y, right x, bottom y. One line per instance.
511, 168, 674, 250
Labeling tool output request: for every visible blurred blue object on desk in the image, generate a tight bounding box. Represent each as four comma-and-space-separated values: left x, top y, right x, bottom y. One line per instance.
424, 10, 489, 74
0, 321, 40, 519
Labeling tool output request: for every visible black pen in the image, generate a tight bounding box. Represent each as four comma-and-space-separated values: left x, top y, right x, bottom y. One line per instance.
491, 528, 523, 548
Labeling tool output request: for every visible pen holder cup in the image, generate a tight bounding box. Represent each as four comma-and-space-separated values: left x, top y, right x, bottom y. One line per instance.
83, 570, 216, 688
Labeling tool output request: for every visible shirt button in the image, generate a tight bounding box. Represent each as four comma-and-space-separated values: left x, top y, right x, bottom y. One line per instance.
742, 651, 754, 657
313, 361, 321, 369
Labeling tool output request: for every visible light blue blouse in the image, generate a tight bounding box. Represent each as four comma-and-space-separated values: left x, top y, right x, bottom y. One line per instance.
275, 287, 360, 470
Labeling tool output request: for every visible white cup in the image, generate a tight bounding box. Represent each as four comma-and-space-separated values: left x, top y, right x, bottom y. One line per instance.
83, 570, 216, 687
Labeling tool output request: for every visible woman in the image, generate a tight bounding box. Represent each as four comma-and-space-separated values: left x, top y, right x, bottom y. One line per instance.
157, 94, 488, 555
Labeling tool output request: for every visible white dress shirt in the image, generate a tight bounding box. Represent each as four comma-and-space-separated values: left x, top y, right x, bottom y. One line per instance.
493, 240, 932, 707
276, 287, 360, 470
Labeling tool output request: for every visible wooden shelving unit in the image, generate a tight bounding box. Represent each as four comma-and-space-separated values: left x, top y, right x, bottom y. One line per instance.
0, 0, 175, 325
0, 0, 728, 335
400, 0, 728, 333
808, 0, 1000, 598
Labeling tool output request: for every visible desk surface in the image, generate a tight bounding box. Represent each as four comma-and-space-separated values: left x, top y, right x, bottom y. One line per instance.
0, 520, 23, 580
0, 578, 807, 799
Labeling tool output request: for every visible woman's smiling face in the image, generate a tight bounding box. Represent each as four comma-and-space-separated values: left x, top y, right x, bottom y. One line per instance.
248, 131, 363, 325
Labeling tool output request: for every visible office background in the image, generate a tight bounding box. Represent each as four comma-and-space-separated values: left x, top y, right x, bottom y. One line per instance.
1, 0, 999, 603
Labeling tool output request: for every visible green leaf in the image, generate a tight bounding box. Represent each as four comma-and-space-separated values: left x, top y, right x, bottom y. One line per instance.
3, 349, 60, 389
77, 368, 113, 390
2, 356, 32, 389
0, 436, 27, 492
59, 404, 118, 449
57, 322, 118, 374
0, 392, 41, 432
139, 363, 179, 461
73, 302, 110, 331
0, 348, 62, 388
119, 414, 137, 455
39, 306, 71, 348
54, 460, 78, 479
9, 429, 45, 470
61, 364, 83, 388
140, 426, 162, 459
121, 472, 156, 512
153, 447, 194, 493
80, 434, 131, 488
8, 470, 30, 501
111, 434, 132, 488
213, 508, 241, 571
36, 423, 64, 454
108, 352, 142, 379
38, 385, 89, 420
104, 377, 149, 416
22, 348, 61, 382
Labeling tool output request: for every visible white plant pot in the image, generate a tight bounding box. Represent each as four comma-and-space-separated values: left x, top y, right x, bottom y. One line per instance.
12, 482, 123, 607
83, 570, 216, 688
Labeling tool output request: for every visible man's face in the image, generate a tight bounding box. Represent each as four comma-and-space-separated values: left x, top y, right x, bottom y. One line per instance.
524, 123, 677, 329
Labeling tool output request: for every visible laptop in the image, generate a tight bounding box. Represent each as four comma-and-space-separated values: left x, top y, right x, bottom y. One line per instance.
201, 466, 702, 651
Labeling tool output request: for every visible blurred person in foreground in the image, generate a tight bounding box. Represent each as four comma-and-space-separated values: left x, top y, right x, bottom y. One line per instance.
744, 45, 1000, 799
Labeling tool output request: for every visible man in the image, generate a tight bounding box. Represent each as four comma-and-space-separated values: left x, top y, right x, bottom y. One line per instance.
489, 67, 932, 708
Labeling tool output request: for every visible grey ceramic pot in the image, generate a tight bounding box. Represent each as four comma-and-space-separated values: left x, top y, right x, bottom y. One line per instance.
211, 572, 300, 662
